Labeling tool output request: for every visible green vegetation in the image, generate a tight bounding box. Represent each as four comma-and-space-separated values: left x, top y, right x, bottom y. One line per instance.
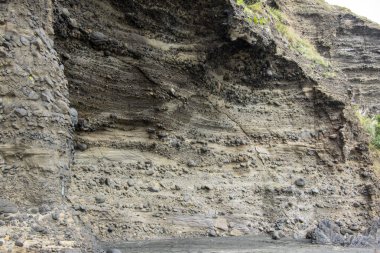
323, 71, 337, 79
235, 0, 330, 67
237, 0, 268, 26
356, 110, 380, 149
276, 22, 329, 67
372, 116, 380, 149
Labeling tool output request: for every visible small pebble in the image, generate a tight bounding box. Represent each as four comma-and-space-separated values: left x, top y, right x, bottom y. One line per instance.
295, 178, 306, 187
15, 240, 24, 247
106, 249, 122, 253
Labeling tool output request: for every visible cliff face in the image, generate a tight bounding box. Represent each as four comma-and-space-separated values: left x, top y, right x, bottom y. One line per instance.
0, 0, 379, 251
281, 0, 380, 115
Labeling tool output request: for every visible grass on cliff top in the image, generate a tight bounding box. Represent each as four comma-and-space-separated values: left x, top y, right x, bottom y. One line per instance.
276, 22, 330, 67
236, 0, 330, 67
237, 0, 268, 25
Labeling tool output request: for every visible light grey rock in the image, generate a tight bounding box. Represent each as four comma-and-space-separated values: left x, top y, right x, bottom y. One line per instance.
187, 160, 197, 167
127, 180, 135, 187
146, 170, 154, 176
20, 36, 29, 46
32, 224, 48, 234
308, 219, 380, 247
272, 231, 284, 240
69, 107, 78, 126
148, 182, 161, 192
61, 8, 71, 18
311, 188, 319, 194
27, 90, 39, 100
14, 108, 28, 117
52, 212, 59, 220
0, 199, 18, 214
69, 18, 79, 28
64, 249, 82, 253
39, 204, 51, 214
208, 229, 217, 237
41, 90, 54, 102
95, 196, 106, 204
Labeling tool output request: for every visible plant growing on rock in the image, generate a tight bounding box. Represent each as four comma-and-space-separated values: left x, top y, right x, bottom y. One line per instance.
356, 110, 380, 150
237, 0, 268, 26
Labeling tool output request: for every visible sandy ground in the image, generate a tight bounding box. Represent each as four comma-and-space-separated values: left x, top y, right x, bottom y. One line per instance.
103, 236, 379, 253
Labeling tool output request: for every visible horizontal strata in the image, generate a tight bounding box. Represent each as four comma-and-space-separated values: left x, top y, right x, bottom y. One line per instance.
0, 0, 379, 251
56, 0, 379, 242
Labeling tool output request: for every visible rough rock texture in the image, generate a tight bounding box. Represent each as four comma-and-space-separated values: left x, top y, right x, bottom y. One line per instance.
0, 0, 98, 252
53, 0, 380, 242
309, 219, 380, 247
282, 0, 380, 115
0, 0, 379, 252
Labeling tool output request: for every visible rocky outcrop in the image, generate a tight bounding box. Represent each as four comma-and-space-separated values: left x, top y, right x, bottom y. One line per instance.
309, 219, 380, 247
53, 0, 379, 242
0, 0, 97, 252
0, 0, 379, 251
0, 0, 71, 206
280, 0, 380, 115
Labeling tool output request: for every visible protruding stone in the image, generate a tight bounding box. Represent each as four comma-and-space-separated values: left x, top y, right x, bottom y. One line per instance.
95, 196, 106, 204
208, 229, 217, 237
214, 218, 228, 231
76, 142, 88, 151
230, 229, 243, 236
271, 230, 284, 240
127, 180, 135, 187
90, 31, 108, 46
69, 18, 79, 28
148, 182, 161, 192
14, 108, 28, 117
61, 8, 71, 18
295, 178, 306, 187
106, 249, 122, 253
15, 240, 24, 247
69, 107, 78, 126
20, 36, 30, 46
0, 199, 18, 214
187, 160, 197, 167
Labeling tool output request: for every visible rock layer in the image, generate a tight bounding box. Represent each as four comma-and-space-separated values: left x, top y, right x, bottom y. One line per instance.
54, 0, 379, 242
281, 0, 380, 114
0, 0, 97, 252
0, 0, 379, 251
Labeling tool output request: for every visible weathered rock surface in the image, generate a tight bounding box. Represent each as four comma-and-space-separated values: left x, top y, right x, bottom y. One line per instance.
282, 0, 380, 115
309, 219, 380, 247
0, 0, 100, 252
0, 0, 379, 252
